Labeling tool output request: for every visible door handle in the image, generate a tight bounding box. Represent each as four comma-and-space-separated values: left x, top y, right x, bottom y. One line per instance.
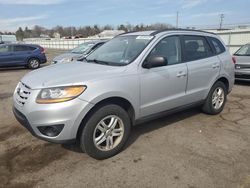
176, 71, 187, 77
212, 63, 220, 69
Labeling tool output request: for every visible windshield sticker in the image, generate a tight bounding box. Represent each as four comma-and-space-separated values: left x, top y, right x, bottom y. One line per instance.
136, 36, 154, 40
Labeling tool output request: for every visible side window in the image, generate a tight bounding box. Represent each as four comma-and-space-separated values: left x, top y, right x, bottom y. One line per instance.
209, 37, 225, 54
182, 35, 213, 62
13, 45, 29, 52
0, 45, 9, 53
147, 36, 181, 65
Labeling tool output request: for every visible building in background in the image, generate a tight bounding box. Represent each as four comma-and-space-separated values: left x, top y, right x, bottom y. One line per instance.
0, 35, 17, 44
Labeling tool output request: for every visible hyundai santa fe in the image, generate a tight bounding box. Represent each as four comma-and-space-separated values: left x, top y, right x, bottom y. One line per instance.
13, 29, 234, 159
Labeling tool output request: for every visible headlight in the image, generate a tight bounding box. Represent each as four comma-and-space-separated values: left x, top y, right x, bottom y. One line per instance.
36, 85, 86, 104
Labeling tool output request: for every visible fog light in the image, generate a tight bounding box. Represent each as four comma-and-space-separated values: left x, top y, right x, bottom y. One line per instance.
38, 124, 64, 137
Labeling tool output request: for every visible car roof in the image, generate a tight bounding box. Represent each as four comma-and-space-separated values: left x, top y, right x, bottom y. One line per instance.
121, 29, 216, 37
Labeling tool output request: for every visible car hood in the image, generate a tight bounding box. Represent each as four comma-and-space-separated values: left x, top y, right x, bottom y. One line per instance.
21, 62, 127, 89
53, 53, 82, 62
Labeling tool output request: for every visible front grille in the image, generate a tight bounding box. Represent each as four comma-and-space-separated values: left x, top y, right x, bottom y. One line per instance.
15, 82, 31, 106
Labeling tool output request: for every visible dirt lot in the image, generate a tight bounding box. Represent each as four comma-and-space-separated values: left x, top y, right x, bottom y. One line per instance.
0, 49, 250, 188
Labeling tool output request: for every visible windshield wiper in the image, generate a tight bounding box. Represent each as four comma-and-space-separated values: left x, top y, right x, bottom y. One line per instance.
77, 56, 87, 61
86, 59, 111, 65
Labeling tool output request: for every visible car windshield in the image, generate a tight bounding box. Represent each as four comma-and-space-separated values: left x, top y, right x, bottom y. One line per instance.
235, 44, 250, 56
71, 43, 95, 54
86, 35, 154, 66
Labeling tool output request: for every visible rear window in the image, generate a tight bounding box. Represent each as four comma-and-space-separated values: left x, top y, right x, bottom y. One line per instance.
182, 35, 213, 62
209, 37, 225, 54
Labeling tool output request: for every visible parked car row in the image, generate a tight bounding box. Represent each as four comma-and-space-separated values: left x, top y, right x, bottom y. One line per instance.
0, 40, 107, 69
1, 38, 249, 83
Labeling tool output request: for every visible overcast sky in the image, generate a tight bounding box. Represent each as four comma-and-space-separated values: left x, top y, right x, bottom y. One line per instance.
0, 0, 250, 31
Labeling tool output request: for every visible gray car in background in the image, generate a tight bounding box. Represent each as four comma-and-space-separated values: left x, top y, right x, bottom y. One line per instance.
52, 40, 106, 64
13, 29, 234, 159
234, 43, 250, 81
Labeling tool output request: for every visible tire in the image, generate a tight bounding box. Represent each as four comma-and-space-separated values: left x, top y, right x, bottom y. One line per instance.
28, 58, 40, 69
202, 81, 227, 115
80, 104, 131, 159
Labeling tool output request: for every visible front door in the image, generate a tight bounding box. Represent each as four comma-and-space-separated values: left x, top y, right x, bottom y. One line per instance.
140, 36, 188, 117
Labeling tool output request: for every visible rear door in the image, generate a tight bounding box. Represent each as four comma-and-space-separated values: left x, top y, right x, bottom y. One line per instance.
12, 45, 33, 65
182, 35, 221, 103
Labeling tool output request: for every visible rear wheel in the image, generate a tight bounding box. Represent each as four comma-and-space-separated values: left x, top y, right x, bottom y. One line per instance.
202, 81, 227, 115
28, 58, 40, 69
80, 104, 131, 159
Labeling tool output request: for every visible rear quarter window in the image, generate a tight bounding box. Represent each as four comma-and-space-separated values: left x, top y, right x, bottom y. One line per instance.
27, 46, 37, 51
209, 37, 226, 55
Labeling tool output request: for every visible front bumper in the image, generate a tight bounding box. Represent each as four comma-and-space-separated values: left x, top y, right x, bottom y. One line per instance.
13, 88, 94, 143
13, 107, 74, 144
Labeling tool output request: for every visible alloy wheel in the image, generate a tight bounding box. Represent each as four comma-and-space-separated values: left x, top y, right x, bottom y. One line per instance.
93, 115, 124, 151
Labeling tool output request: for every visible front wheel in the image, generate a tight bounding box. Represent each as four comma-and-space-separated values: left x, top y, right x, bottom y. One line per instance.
80, 104, 131, 159
202, 81, 227, 115
28, 58, 40, 69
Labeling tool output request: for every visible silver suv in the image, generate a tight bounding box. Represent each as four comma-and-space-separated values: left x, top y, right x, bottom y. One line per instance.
13, 29, 234, 159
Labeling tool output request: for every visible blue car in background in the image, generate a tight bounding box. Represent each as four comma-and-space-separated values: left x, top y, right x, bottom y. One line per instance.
0, 44, 47, 69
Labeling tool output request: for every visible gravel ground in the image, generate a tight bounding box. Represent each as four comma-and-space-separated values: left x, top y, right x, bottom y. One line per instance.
0, 49, 250, 188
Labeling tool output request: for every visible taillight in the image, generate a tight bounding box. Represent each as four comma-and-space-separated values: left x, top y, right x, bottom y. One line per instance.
40, 47, 45, 54
232, 56, 236, 64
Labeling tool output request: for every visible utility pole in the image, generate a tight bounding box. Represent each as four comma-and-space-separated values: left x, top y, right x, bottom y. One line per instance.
176, 11, 179, 28
219, 14, 224, 30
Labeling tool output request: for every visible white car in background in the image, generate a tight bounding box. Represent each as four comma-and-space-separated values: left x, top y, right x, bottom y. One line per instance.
234, 43, 250, 81
52, 40, 107, 64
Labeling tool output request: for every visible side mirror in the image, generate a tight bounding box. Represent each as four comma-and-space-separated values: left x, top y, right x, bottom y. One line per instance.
143, 56, 168, 69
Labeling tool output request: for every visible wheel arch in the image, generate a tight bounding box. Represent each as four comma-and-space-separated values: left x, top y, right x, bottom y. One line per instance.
26, 56, 40, 64
215, 76, 229, 93
76, 96, 136, 141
